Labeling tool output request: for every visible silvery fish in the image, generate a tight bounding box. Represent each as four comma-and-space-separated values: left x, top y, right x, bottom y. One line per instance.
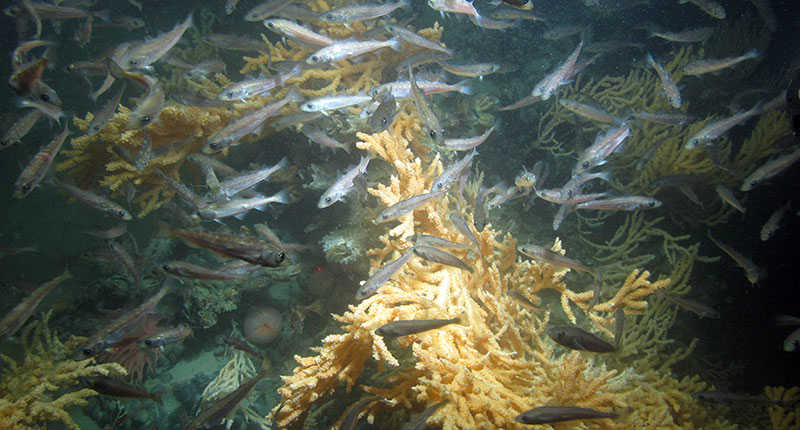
355, 249, 414, 300
684, 101, 761, 148
161, 261, 246, 281
128, 83, 164, 129
646, 53, 681, 108
244, 0, 295, 21
438, 61, 501, 78
119, 14, 193, 70
573, 124, 631, 175
14, 124, 69, 199
319, 0, 408, 23
318, 155, 370, 208
517, 244, 597, 277
760, 201, 791, 241
302, 126, 350, 153
547, 326, 616, 352
376, 316, 462, 337
53, 178, 132, 220
531, 40, 583, 100
263, 19, 334, 46
385, 24, 453, 55
741, 149, 800, 191
715, 185, 745, 213
375, 190, 447, 223
648, 27, 713, 43
409, 64, 444, 143
682, 49, 759, 76
218, 156, 289, 197
516, 406, 617, 425
195, 190, 290, 220
217, 66, 301, 101
307, 38, 401, 64
184, 59, 226, 78
0, 269, 71, 341
1, 109, 41, 149
87, 82, 126, 137
432, 150, 476, 192
707, 232, 762, 285
138, 324, 192, 348
369, 79, 472, 99
576, 196, 662, 211
369, 94, 397, 132
300, 94, 373, 113
679, 0, 726, 19
558, 99, 621, 124
413, 245, 472, 272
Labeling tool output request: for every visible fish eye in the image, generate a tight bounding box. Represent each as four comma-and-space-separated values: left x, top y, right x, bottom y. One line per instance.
582, 161, 589, 169
82, 348, 94, 356
276, 251, 286, 262
555, 330, 565, 339
749, 180, 757, 187
324, 196, 332, 203
22, 184, 31, 192
129, 59, 138, 66
40, 93, 50, 102
648, 201, 656, 207
311, 55, 319, 63
117, 210, 127, 217
266, 21, 274, 28
140, 115, 150, 125
0, 140, 9, 147
429, 130, 436, 139
324, 13, 334, 21
209, 143, 219, 150
144, 339, 153, 346
381, 117, 388, 126
161, 264, 170, 271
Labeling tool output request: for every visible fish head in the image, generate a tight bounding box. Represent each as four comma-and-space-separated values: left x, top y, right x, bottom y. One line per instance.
217, 88, 242, 101
741, 176, 759, 192
785, 336, 799, 352
13, 180, 35, 199
710, 5, 726, 19
319, 11, 342, 23
73, 341, 106, 360
306, 53, 327, 65
122, 55, 148, 70
4, 5, 23, 17
318, 190, 340, 208
669, 94, 681, 109
300, 101, 319, 112
259, 249, 286, 267
127, 18, 146, 28
643, 198, 662, 209
428, 127, 445, 142
109, 207, 133, 221
263, 19, 278, 30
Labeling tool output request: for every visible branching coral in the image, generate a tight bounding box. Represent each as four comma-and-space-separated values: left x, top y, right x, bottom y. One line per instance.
272, 98, 733, 430
0, 311, 127, 430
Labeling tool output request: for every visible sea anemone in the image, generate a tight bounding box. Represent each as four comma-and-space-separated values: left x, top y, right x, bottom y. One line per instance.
243, 306, 282, 344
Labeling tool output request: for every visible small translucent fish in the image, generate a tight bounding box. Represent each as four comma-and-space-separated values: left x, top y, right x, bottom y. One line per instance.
300, 94, 372, 113
531, 40, 583, 100
448, 213, 481, 254
302, 126, 350, 153
87, 82, 126, 137
369, 78, 472, 99
32, 80, 61, 106
741, 148, 800, 191
648, 26, 713, 43
307, 38, 401, 64
438, 61, 501, 78
376, 316, 462, 337
707, 232, 762, 285
679, 0, 726, 19
432, 150, 476, 191
205, 34, 265, 52
428, 0, 481, 19
664, 293, 720, 318
576, 196, 661, 211
413, 245, 472, 272
162, 261, 246, 280
409, 235, 473, 249
630, 111, 692, 126
319, 0, 408, 23
138, 325, 193, 349
14, 124, 69, 199
18, 98, 63, 122
0, 269, 71, 341
119, 14, 192, 70
409, 64, 444, 143
1, 109, 41, 149
158, 224, 286, 268
694, 391, 788, 406
442, 121, 498, 151
53, 178, 132, 220
559, 98, 621, 124
244, 0, 296, 21
682, 49, 759, 76
81, 376, 161, 403
184, 59, 226, 78
685, 101, 761, 148
128, 83, 164, 128
263, 18, 334, 46
646, 53, 681, 108
498, 94, 541, 111
375, 190, 446, 223
491, 7, 544, 20
218, 156, 289, 197
369, 94, 397, 132
355, 249, 414, 300
517, 244, 597, 276
196, 190, 290, 220
715, 185, 745, 214
319, 156, 370, 208
516, 405, 617, 425
386, 24, 452, 55
547, 326, 616, 352
217, 67, 301, 101
573, 124, 631, 175
760, 201, 791, 241
225, 0, 239, 15
83, 224, 127, 240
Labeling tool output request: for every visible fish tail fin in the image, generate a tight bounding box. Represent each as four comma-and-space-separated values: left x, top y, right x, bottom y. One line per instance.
274, 155, 290, 171
774, 314, 800, 326
284, 86, 304, 103
388, 37, 402, 52
271, 189, 291, 205
747, 48, 760, 59
154, 220, 174, 239
453, 310, 468, 326
456, 80, 473, 95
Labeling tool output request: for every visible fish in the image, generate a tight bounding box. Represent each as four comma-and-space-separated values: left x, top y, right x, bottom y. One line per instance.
74, 280, 173, 360
153, 169, 207, 210
491, 7, 544, 20
161, 261, 247, 281
83, 224, 127, 240
369, 93, 397, 132
95, 16, 146, 29
576, 196, 662, 211
8, 56, 47, 97
320, 0, 408, 23
300, 94, 373, 113
244, 0, 295, 21
87, 83, 126, 137
340, 396, 384, 430
707, 232, 762, 285
225, 0, 239, 14
741, 149, 800, 191
186, 360, 271, 430
498, 94, 542, 111
693, 391, 788, 406
217, 68, 301, 101
684, 101, 762, 148
206, 88, 303, 152
515, 405, 617, 424
558, 99, 621, 124
760, 201, 791, 241
158, 224, 287, 268
81, 376, 161, 403
715, 185, 745, 214
473, 185, 496, 231
583, 40, 643, 54
775, 315, 800, 352
531, 41, 583, 100
646, 53, 681, 108
614, 308, 625, 349
32, 80, 61, 106
263, 18, 334, 46
52, 178, 132, 220
630, 111, 693, 126
119, 14, 193, 70
217, 157, 289, 197
413, 245, 472, 272
14, 124, 70, 199
376, 316, 462, 337
679, 0, 726, 19
204, 34, 266, 52
573, 124, 631, 175
493, 0, 533, 10
664, 293, 720, 318
438, 61, 501, 78
17, 98, 63, 122
196, 190, 290, 220
432, 150, 476, 192
375, 190, 446, 223
547, 326, 616, 352
108, 241, 140, 285
355, 249, 415, 300
408, 64, 445, 143
682, 49, 759, 76
308, 38, 401, 64
648, 26, 714, 43
184, 59, 227, 78
1, 109, 41, 149
448, 213, 481, 253
0, 269, 71, 341
128, 83, 164, 129
749, 0, 777, 32
138, 325, 193, 349
302, 126, 350, 153
369, 79, 472, 99
409, 235, 473, 250
318, 156, 371, 208
542, 25, 589, 40
442, 121, 499, 152
428, 0, 482, 19
517, 244, 597, 277
386, 24, 453, 55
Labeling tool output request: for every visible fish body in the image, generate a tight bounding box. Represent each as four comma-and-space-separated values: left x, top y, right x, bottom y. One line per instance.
707, 232, 761, 284
119, 14, 192, 70
443, 122, 498, 151
386, 24, 452, 55
14, 125, 69, 199
573, 124, 631, 175
498, 94, 541, 111
0, 269, 71, 341
162, 225, 286, 268
218, 68, 300, 101
413, 245, 472, 272
53, 179, 132, 220
376, 316, 461, 337
760, 201, 791, 241
664, 293, 720, 318
186, 361, 271, 430
303, 127, 350, 152
138, 325, 192, 348
646, 53, 681, 108
448, 213, 481, 253
184, 60, 226, 78
369, 95, 397, 132
694, 391, 786, 406
9, 56, 47, 97
741, 149, 800, 191
409, 235, 473, 249
218, 157, 289, 197
82, 376, 161, 403
375, 190, 446, 223
531, 41, 583, 100
438, 61, 501, 78
32, 80, 61, 106
300, 94, 372, 113
559, 98, 621, 123
318, 156, 371, 208
428, 0, 481, 18
630, 111, 692, 126
196, 190, 290, 220
307, 38, 401, 64
18, 98, 63, 122
263, 19, 334, 46
245, 0, 295, 21
685, 102, 761, 148
649, 26, 713, 42
682, 49, 759, 75
1, 109, 41, 149
369, 79, 472, 99
432, 150, 476, 192
355, 249, 414, 300
162, 261, 246, 280
88, 83, 126, 137
679, 0, 726, 19
320, 0, 407, 23
205, 34, 266, 52
576, 196, 662, 211
409, 64, 444, 143
225, 0, 239, 14
517, 244, 596, 276
75, 282, 172, 359
128, 83, 165, 129
715, 185, 745, 213
207, 89, 302, 152
547, 326, 615, 352
516, 406, 617, 424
